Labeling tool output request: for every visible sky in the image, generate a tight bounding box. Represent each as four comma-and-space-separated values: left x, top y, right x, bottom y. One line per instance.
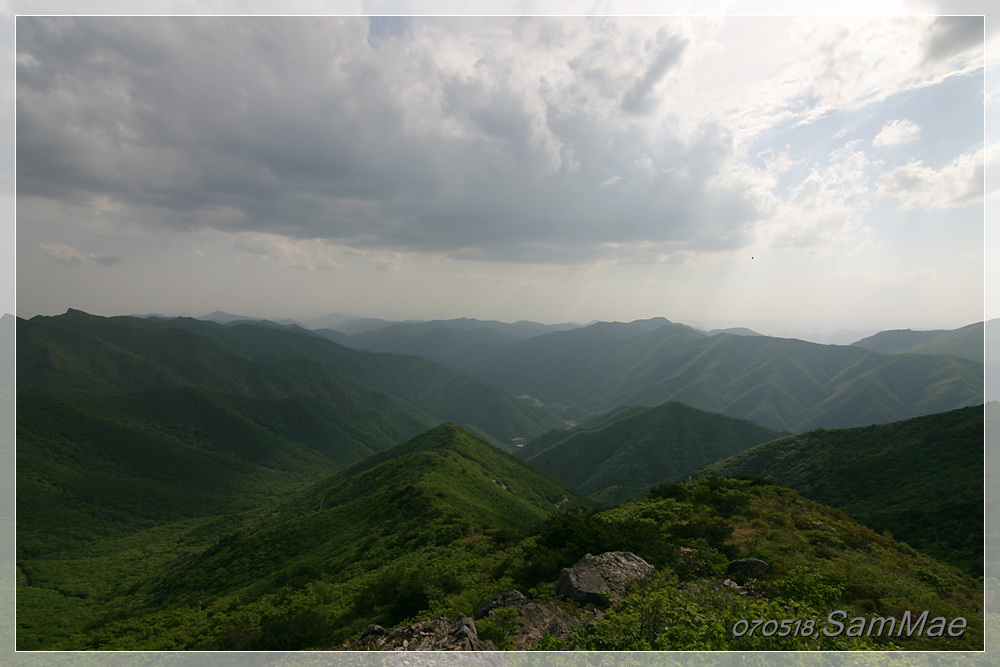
9, 1, 999, 338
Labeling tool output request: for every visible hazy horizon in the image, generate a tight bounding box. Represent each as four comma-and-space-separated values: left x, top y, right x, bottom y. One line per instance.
12, 8, 996, 336
15, 303, 987, 345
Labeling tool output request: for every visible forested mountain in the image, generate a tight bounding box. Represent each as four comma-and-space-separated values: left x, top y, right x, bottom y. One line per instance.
15, 309, 987, 652
701, 405, 984, 576
850, 322, 983, 363
335, 316, 581, 342
464, 318, 983, 431
320, 317, 582, 369
20, 310, 566, 444
17, 387, 434, 556
518, 401, 787, 503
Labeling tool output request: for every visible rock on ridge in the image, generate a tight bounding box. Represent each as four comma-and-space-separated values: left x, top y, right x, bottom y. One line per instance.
554, 551, 655, 607
356, 615, 496, 651
474, 590, 579, 650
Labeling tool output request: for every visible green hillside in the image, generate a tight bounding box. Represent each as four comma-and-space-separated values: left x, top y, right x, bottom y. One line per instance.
18, 311, 418, 414
700, 405, 984, 576
472, 319, 983, 431
134, 424, 585, 603
851, 322, 983, 363
17, 387, 434, 558
20, 424, 588, 650
20, 310, 567, 443
31, 460, 983, 651
14, 310, 987, 652
520, 401, 787, 502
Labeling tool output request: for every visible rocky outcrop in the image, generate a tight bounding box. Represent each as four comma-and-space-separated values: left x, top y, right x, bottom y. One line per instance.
474, 590, 579, 650
474, 590, 529, 619
554, 551, 655, 607
355, 615, 496, 651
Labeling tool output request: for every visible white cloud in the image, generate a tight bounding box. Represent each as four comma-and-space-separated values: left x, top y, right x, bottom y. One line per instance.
876, 148, 984, 210
40, 243, 121, 266
231, 233, 342, 270
873, 119, 921, 147
753, 140, 872, 251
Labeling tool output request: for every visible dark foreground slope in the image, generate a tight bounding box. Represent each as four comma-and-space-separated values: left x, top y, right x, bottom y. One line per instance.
701, 405, 984, 576
519, 401, 787, 502
17, 387, 434, 555
27, 424, 587, 650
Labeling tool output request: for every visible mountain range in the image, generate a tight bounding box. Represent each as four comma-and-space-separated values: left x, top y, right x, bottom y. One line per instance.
13, 308, 986, 651
464, 318, 983, 431
19, 309, 566, 446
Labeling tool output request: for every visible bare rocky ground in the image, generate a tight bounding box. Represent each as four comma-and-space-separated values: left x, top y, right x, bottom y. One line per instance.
351, 551, 656, 652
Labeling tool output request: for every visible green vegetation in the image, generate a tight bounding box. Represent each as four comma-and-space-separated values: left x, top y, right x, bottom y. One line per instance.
20, 310, 566, 444
518, 476, 981, 650
14, 310, 986, 652
851, 322, 983, 363
160, 314, 568, 443
21, 462, 982, 651
701, 405, 984, 576
19, 424, 587, 650
473, 319, 983, 431
17, 387, 433, 555
519, 401, 787, 501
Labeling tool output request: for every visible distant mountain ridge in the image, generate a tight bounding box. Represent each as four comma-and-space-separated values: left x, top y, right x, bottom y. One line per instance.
850, 322, 983, 363
461, 318, 983, 431
20, 310, 566, 445
322, 317, 583, 368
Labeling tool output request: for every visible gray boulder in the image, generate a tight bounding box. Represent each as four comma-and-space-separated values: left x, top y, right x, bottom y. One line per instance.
554, 551, 655, 607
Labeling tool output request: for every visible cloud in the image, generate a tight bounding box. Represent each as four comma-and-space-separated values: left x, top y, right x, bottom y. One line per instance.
231, 233, 342, 270
921, 16, 984, 68
14, 15, 984, 270
16, 16, 761, 265
873, 119, 921, 148
755, 140, 872, 251
621, 30, 688, 115
875, 148, 984, 210
40, 243, 122, 266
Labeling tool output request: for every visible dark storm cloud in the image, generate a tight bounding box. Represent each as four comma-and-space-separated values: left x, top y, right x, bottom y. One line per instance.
921, 16, 984, 66
16, 16, 759, 264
